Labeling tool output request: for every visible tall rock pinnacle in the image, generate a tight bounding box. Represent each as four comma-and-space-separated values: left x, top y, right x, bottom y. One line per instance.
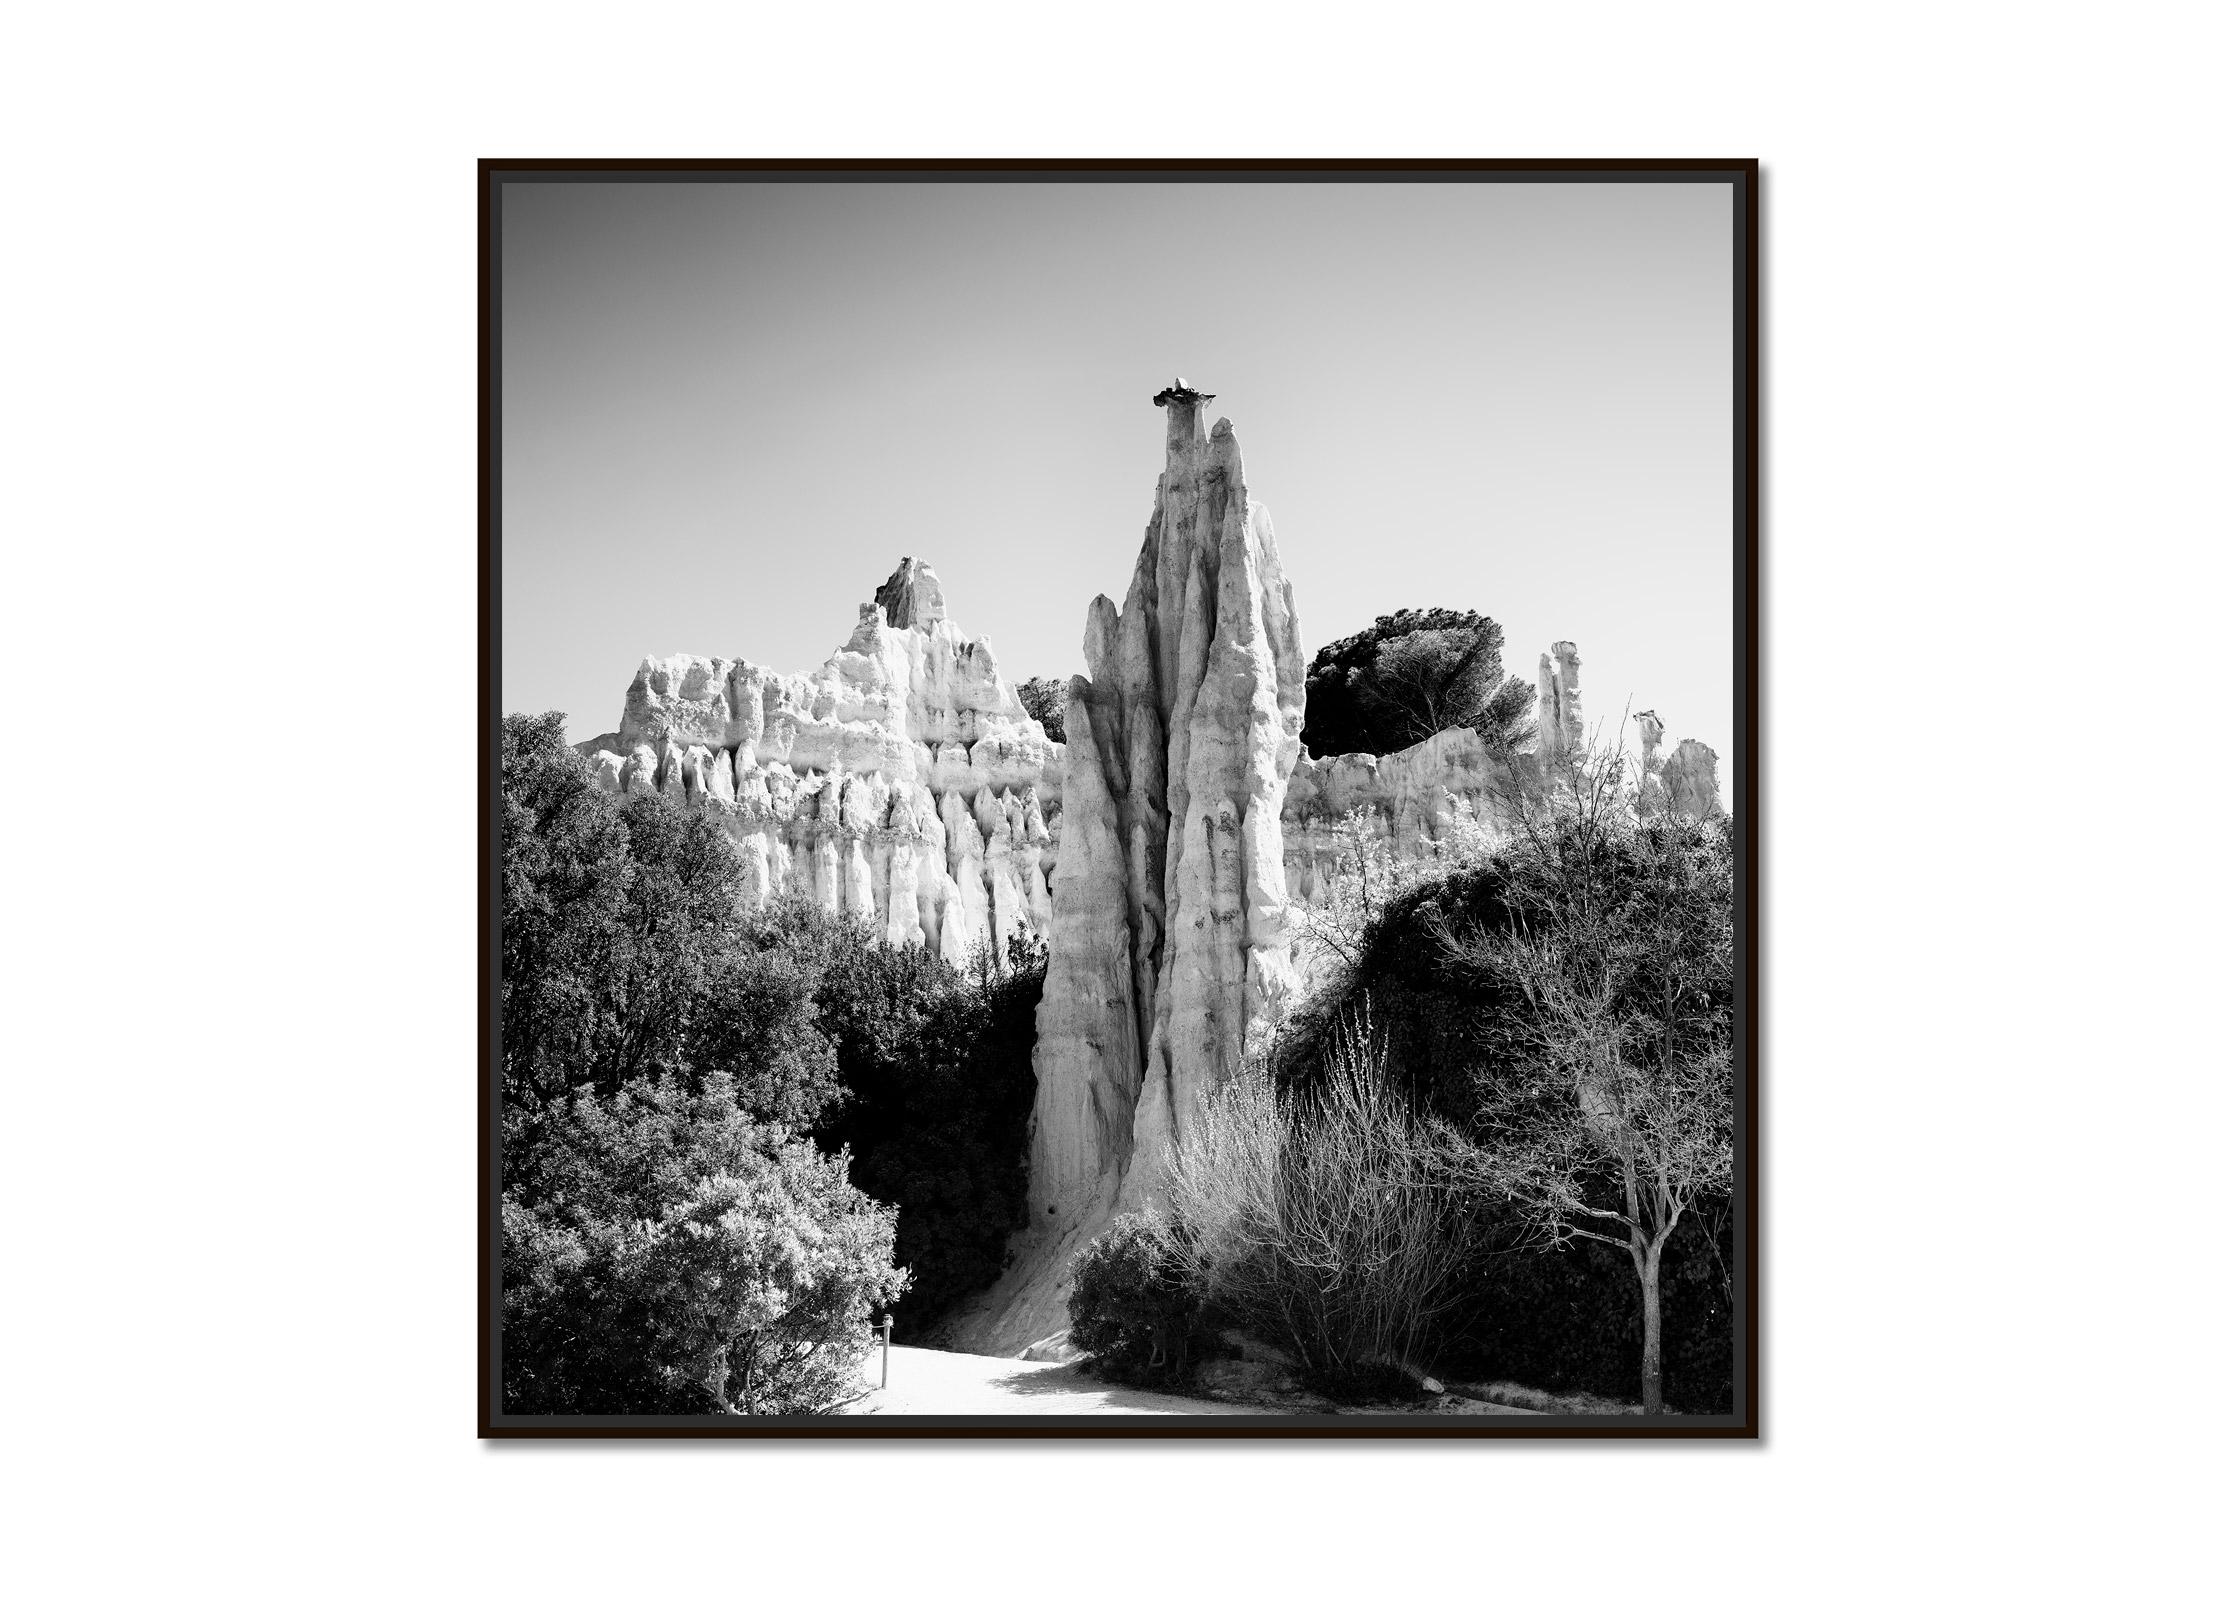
943, 384, 1306, 1352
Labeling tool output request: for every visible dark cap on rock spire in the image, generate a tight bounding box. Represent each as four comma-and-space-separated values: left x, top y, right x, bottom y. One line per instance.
1152, 378, 1214, 408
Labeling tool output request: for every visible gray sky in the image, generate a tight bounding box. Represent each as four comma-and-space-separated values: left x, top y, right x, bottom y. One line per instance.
501, 179, 1733, 767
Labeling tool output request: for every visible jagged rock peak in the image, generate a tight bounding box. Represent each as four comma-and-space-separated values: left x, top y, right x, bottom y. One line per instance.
579, 555, 1066, 970
1663, 738, 1722, 823
873, 557, 948, 630
1635, 709, 1666, 767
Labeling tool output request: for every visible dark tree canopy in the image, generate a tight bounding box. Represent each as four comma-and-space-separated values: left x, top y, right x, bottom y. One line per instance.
753, 902, 1044, 1330
1268, 811, 1737, 1412
1302, 608, 1535, 759
1017, 676, 1069, 744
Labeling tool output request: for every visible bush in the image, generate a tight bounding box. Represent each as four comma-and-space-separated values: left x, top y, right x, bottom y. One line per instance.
1067, 1212, 1205, 1386
1164, 1015, 1479, 1390
502, 1073, 908, 1416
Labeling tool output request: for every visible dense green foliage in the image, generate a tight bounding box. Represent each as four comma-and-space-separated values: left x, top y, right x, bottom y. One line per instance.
1302, 608, 1535, 759
757, 905, 1044, 1331
1067, 1212, 1206, 1387
502, 1074, 906, 1416
1017, 676, 1069, 744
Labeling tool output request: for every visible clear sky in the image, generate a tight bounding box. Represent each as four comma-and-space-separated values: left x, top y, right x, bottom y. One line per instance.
500, 178, 1734, 770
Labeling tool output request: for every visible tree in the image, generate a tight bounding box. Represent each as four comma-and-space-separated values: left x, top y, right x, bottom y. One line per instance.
499, 711, 840, 1120
1302, 608, 1535, 759
1428, 760, 1734, 1414
1017, 676, 1069, 744
502, 1073, 908, 1415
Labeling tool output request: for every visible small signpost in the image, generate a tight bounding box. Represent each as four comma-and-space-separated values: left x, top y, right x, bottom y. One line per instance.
879, 1313, 893, 1389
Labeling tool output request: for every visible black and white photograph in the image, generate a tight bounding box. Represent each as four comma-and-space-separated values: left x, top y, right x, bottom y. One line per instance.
485, 163, 1755, 1433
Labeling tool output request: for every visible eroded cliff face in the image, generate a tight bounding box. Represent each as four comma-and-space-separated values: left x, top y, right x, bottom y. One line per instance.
1284, 727, 1520, 901
573, 558, 1067, 965
941, 388, 1306, 1353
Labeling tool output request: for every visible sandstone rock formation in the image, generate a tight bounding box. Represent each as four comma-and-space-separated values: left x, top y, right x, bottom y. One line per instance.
1661, 737, 1723, 823
1282, 725, 1520, 906
1635, 708, 1667, 768
1537, 640, 1583, 761
942, 382, 1305, 1353
1631, 709, 1722, 823
574, 558, 1067, 965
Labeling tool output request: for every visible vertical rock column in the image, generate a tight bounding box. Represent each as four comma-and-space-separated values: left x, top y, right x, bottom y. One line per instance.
1115, 408, 1305, 1212
1536, 640, 1583, 763
1019, 384, 1306, 1267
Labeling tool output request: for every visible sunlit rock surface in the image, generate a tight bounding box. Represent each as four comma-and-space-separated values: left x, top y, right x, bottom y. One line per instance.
944, 383, 1308, 1354
575, 557, 1066, 965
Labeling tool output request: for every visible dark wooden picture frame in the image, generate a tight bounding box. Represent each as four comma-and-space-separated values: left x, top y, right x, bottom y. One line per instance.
479, 158, 1759, 1439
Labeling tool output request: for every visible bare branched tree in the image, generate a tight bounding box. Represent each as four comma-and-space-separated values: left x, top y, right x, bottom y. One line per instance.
1428, 742, 1733, 1414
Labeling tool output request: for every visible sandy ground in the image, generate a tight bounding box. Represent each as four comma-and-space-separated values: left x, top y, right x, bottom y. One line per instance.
837, 1345, 1282, 1416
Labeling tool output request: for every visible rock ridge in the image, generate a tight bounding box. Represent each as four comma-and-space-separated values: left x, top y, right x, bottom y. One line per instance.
574, 558, 1067, 965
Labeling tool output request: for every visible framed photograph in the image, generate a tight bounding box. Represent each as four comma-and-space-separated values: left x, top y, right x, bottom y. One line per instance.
481, 159, 1758, 1437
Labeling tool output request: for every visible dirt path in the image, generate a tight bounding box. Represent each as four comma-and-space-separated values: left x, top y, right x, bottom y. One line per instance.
837, 1345, 1281, 1416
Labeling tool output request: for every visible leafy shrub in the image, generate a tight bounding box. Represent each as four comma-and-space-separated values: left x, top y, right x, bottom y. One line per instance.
1302, 608, 1534, 758
1067, 1211, 1205, 1386
502, 1073, 908, 1416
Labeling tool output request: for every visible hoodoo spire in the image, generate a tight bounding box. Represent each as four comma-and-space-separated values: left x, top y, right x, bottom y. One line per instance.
942, 385, 1306, 1354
